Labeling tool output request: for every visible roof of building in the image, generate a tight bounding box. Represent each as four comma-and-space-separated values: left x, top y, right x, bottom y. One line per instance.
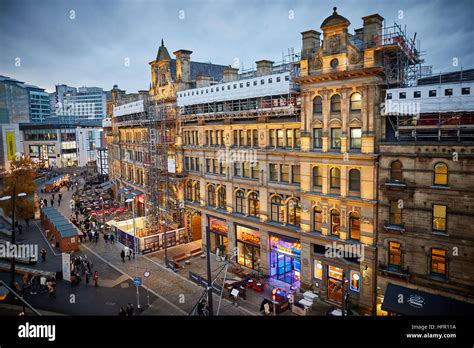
417, 69, 474, 85
321, 7, 350, 29
156, 39, 172, 61
168, 59, 228, 83
0, 75, 45, 91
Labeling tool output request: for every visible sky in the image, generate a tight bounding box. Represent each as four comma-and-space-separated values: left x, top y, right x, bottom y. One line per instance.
0, 0, 473, 93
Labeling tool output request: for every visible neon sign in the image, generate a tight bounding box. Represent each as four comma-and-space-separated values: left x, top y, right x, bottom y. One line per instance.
270, 236, 301, 258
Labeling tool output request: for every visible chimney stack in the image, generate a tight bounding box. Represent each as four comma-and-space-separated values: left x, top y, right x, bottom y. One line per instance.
255, 60, 274, 77
362, 14, 384, 48
173, 49, 193, 83
196, 75, 211, 88
301, 30, 321, 59
223, 67, 239, 82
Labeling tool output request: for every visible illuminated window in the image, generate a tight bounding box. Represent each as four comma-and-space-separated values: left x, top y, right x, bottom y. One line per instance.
350, 271, 360, 292
217, 187, 226, 209
207, 185, 215, 206
235, 190, 245, 214
331, 128, 341, 149
271, 196, 284, 223
248, 192, 259, 217
349, 212, 360, 240
350, 128, 362, 149
430, 248, 446, 276
314, 260, 323, 280
280, 164, 289, 182
287, 198, 300, 227
388, 241, 401, 268
330, 167, 341, 189
313, 166, 322, 188
432, 205, 447, 232
194, 182, 200, 202
350, 92, 362, 111
313, 207, 322, 232
433, 162, 448, 186
330, 209, 340, 236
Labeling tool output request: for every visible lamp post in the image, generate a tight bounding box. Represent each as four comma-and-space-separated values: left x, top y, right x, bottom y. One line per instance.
0, 189, 27, 288
100, 196, 105, 231
125, 197, 140, 309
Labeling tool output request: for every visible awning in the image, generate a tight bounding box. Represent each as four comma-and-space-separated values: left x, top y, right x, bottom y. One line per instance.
132, 189, 143, 196
117, 187, 129, 194
381, 283, 474, 315
125, 193, 135, 200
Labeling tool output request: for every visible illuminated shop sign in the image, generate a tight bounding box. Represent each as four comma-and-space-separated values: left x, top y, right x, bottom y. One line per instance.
236, 225, 261, 246
270, 235, 301, 258
209, 217, 227, 235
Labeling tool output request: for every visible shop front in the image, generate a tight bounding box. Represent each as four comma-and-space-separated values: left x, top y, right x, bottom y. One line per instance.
235, 224, 261, 270
269, 233, 301, 286
208, 216, 228, 255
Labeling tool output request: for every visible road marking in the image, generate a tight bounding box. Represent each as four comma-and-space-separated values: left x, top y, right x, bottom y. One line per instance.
34, 221, 60, 257
143, 255, 257, 316
80, 243, 186, 315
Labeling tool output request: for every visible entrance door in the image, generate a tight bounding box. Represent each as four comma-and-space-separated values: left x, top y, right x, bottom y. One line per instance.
327, 278, 343, 304
276, 254, 294, 284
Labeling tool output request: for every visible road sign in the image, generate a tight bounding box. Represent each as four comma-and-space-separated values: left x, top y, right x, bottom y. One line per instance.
133, 276, 142, 287
144, 271, 150, 278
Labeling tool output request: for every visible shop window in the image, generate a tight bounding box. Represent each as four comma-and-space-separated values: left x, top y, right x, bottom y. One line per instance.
350, 271, 360, 292
312, 166, 322, 188
433, 162, 448, 186
348, 169, 360, 192
330, 167, 341, 189
350, 92, 362, 111
235, 190, 245, 214
248, 192, 259, 217
271, 196, 284, 223
388, 241, 401, 268
349, 212, 360, 240
330, 209, 341, 236
287, 198, 300, 227
389, 200, 402, 226
330, 94, 341, 113
331, 128, 341, 149
430, 248, 446, 276
390, 160, 403, 182
314, 260, 323, 280
207, 185, 215, 206
432, 205, 447, 232
313, 96, 323, 115
313, 207, 322, 232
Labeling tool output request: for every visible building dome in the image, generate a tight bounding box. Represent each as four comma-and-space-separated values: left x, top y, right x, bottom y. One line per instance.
321, 7, 350, 30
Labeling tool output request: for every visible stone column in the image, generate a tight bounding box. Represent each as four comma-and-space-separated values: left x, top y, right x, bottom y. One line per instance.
300, 240, 312, 289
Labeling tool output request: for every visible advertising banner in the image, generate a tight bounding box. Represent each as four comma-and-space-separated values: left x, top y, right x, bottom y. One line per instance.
62, 252, 71, 282
6, 131, 15, 160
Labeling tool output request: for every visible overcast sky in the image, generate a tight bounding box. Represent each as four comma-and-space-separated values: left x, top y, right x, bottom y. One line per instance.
1, 0, 473, 93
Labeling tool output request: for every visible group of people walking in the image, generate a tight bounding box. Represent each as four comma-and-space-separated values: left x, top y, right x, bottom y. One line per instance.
118, 303, 135, 316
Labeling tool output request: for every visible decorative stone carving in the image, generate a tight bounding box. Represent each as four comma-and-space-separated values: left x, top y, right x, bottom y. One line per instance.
328, 35, 341, 54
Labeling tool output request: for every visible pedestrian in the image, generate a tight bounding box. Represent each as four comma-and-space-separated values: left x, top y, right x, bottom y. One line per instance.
52, 193, 55, 200
59, 193, 62, 201
40, 248, 46, 262
85, 269, 90, 284
43, 198, 48, 207
50, 198, 54, 207
120, 249, 125, 263
127, 249, 131, 261
47, 279, 56, 299
110, 233, 115, 244
25, 218, 30, 227
118, 307, 127, 316
104, 233, 108, 244
18, 224, 23, 235
93, 271, 99, 287
58, 198, 61, 207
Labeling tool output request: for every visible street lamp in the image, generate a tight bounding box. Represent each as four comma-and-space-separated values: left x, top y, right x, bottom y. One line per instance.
100, 196, 105, 230
125, 197, 140, 310
0, 190, 27, 288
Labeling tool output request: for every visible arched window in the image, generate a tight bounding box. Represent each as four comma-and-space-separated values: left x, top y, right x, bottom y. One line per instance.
349, 169, 360, 192
313, 96, 323, 115
330, 209, 341, 236
217, 187, 226, 209
330, 94, 341, 113
313, 207, 322, 232
287, 198, 301, 227
350, 92, 362, 111
271, 196, 284, 223
313, 166, 322, 188
235, 190, 245, 214
330, 167, 341, 189
390, 160, 403, 182
186, 181, 193, 200
194, 182, 200, 202
248, 192, 259, 217
207, 185, 215, 206
349, 212, 360, 240
433, 162, 448, 186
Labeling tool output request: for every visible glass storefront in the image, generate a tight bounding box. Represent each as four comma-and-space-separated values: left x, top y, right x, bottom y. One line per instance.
235, 224, 261, 270
208, 217, 228, 255
269, 234, 301, 286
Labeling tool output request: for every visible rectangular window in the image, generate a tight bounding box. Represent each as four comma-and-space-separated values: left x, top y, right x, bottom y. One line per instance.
212, 159, 218, 173
233, 130, 238, 147
269, 164, 278, 181
399, 92, 406, 99
291, 165, 300, 184
206, 159, 212, 173
243, 162, 251, 178
314, 260, 323, 280
390, 200, 402, 226
184, 157, 190, 171
252, 129, 258, 148
239, 130, 244, 147
205, 131, 209, 145
234, 162, 241, 177
246, 130, 251, 147
331, 128, 341, 149
388, 241, 401, 268
414, 91, 421, 98
269, 130, 276, 147
444, 89, 453, 96
286, 129, 293, 148
294, 129, 301, 149
251, 162, 259, 179
209, 131, 214, 145
386, 93, 392, 100
462, 87, 470, 95
313, 128, 322, 149
219, 161, 226, 175
195, 158, 200, 172
432, 205, 447, 232
431, 248, 446, 276
280, 164, 289, 182
350, 128, 362, 149
277, 129, 284, 147
429, 90, 437, 97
